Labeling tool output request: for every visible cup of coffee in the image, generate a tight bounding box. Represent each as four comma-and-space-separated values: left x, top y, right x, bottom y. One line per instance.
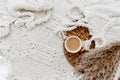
64, 36, 82, 53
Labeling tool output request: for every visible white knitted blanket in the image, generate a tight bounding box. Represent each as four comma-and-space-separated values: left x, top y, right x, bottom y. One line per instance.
0, 0, 120, 80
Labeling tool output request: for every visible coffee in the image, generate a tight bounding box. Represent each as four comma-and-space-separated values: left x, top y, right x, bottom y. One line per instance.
65, 36, 82, 53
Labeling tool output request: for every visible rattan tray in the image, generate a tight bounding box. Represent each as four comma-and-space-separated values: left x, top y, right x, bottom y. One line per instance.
63, 26, 95, 67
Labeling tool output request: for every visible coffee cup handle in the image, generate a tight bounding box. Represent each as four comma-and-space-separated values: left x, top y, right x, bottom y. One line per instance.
81, 40, 91, 51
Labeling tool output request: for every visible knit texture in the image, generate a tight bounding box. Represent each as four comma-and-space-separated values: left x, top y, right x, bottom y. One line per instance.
0, 0, 120, 80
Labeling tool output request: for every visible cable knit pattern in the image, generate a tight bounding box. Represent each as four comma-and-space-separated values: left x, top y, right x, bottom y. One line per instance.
0, 0, 120, 80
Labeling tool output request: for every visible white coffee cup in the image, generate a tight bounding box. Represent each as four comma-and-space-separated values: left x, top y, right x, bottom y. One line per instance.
64, 36, 82, 53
